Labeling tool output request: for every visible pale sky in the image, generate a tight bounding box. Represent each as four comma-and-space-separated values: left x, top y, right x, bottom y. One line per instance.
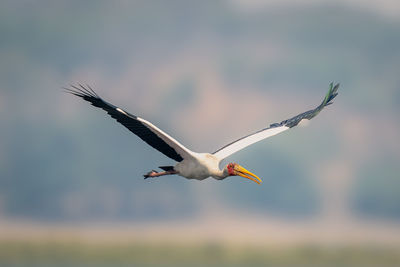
229, 0, 400, 19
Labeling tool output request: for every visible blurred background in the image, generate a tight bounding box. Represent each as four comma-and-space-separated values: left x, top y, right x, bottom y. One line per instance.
1, 0, 400, 266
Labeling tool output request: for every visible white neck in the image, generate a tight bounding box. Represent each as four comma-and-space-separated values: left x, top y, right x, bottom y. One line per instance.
213, 167, 229, 179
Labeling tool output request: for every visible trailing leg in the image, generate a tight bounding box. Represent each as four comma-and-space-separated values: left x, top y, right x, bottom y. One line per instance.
143, 170, 178, 179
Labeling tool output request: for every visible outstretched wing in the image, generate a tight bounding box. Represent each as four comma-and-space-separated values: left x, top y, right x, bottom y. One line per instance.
213, 83, 339, 160
65, 84, 194, 162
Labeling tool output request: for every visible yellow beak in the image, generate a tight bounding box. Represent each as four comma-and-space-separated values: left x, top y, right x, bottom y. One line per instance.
234, 165, 262, 185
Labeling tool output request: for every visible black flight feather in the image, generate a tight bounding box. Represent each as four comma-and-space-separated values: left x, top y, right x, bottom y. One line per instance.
66, 85, 184, 162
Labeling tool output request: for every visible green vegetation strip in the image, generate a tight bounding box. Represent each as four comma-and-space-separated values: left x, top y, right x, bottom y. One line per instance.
0, 241, 399, 266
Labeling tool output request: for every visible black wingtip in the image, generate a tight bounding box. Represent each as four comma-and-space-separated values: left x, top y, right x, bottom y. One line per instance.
279, 82, 340, 128
64, 83, 101, 100
323, 82, 340, 107
85, 83, 99, 97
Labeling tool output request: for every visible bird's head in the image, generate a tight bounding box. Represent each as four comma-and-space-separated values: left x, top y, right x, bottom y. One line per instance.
226, 163, 262, 185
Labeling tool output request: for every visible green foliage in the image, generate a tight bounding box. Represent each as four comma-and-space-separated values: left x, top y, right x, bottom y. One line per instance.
0, 241, 399, 266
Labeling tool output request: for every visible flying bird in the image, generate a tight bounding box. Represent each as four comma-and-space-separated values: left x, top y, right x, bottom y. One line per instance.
66, 83, 339, 184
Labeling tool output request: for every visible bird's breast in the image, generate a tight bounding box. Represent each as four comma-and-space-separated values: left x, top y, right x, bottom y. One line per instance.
175, 153, 220, 180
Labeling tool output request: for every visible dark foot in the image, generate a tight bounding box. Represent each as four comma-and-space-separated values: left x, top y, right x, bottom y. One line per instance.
144, 170, 158, 179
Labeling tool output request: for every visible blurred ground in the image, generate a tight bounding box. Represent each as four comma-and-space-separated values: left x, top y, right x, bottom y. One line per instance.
1, 217, 400, 266
1, 242, 400, 266
1, 216, 400, 245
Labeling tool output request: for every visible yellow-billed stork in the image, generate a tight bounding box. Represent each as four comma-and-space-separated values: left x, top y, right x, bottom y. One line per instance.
66, 83, 339, 185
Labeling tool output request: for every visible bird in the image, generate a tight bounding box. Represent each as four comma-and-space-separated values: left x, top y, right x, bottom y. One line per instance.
66, 83, 339, 185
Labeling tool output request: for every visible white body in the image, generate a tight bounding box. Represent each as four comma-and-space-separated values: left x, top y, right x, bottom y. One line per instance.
175, 153, 225, 180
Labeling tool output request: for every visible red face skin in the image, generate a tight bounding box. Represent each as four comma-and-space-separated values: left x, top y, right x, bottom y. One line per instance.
227, 163, 236, 176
